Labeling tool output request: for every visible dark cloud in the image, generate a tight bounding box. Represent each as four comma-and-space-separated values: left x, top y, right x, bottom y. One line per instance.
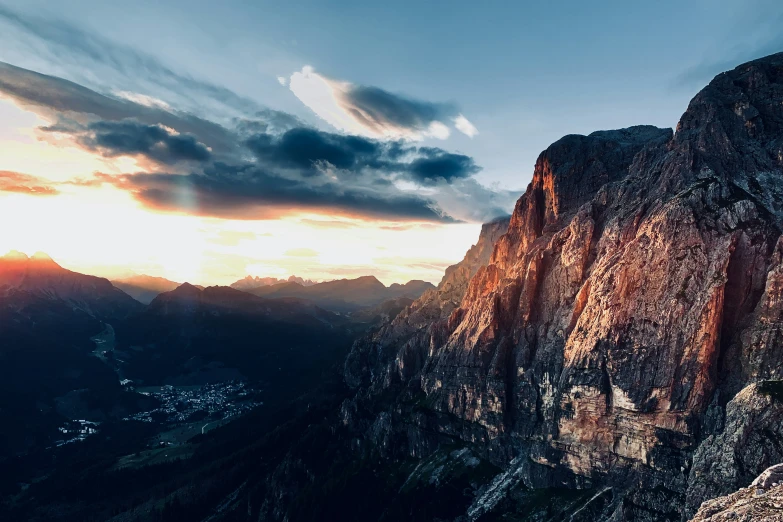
407, 148, 480, 185
101, 163, 456, 222
247, 128, 382, 173
340, 85, 457, 136
245, 128, 480, 185
0, 171, 60, 196
61, 120, 212, 164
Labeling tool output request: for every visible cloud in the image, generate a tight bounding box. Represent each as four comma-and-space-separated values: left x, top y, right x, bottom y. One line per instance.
426, 178, 517, 223
100, 164, 457, 222
0, 5, 263, 119
406, 148, 480, 185
277, 76, 287, 86
453, 115, 478, 138
288, 66, 478, 140
0, 60, 242, 156
246, 127, 386, 174
0, 171, 59, 196
46, 119, 213, 165
0, 61, 514, 223
245, 127, 481, 185
113, 91, 172, 111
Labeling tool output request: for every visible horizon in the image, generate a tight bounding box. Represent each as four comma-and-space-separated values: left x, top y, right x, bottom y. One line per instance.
0, 1, 781, 286
0, 248, 435, 288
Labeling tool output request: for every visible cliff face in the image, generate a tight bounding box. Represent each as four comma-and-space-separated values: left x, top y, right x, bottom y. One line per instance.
344, 215, 510, 390
340, 53, 783, 520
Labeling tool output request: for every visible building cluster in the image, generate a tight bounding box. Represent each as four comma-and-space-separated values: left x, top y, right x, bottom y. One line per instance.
54, 420, 100, 447
53, 382, 263, 449
124, 381, 262, 424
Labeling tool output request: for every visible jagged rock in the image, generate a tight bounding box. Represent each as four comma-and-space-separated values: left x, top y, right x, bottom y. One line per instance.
687, 382, 783, 515
689, 464, 783, 522
752, 463, 783, 489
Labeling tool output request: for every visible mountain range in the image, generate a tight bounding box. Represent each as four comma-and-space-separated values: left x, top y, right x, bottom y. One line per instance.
2, 53, 783, 522
230, 274, 319, 291
111, 272, 434, 312
0, 249, 436, 465
112, 274, 202, 305
245, 276, 435, 312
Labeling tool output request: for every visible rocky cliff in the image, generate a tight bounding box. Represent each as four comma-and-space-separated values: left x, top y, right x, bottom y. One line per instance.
336, 52, 783, 521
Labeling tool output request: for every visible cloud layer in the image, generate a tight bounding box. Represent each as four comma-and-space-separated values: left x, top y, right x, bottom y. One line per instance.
0, 60, 512, 223
0, 171, 59, 196
288, 66, 477, 141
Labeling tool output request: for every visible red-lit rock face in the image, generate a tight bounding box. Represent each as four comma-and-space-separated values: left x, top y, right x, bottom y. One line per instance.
342, 52, 783, 519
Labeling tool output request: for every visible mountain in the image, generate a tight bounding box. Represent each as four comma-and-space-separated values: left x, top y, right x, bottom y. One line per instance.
0, 251, 141, 319
248, 275, 436, 312
115, 283, 355, 388
0, 252, 146, 457
230, 274, 319, 291
347, 296, 415, 328
112, 274, 188, 304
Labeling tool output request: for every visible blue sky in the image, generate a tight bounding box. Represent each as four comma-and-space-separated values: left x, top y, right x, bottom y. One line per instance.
0, 0, 781, 284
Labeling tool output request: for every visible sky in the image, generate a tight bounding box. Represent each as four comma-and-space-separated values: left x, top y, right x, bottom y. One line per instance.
0, 0, 781, 286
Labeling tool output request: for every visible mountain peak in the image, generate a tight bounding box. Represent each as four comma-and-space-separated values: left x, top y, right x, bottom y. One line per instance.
29, 251, 60, 267
3, 250, 29, 260
175, 282, 201, 293
356, 275, 381, 281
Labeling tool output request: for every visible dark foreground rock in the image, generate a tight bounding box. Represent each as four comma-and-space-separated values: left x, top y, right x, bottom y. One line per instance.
689, 464, 783, 521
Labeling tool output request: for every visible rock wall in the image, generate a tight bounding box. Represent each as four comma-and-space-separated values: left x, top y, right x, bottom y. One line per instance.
338, 52, 783, 520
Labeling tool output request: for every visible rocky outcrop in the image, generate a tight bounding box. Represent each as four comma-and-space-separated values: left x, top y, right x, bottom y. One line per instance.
687, 381, 783, 515
689, 464, 783, 521
336, 52, 783, 521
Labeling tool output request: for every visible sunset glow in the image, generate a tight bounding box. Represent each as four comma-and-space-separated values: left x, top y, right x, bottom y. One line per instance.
0, 95, 483, 285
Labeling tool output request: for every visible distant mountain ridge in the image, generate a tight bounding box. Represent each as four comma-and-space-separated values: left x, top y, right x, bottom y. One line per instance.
230, 274, 319, 291
0, 250, 141, 319
111, 272, 432, 311
245, 275, 435, 312
116, 282, 356, 389
112, 274, 203, 304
